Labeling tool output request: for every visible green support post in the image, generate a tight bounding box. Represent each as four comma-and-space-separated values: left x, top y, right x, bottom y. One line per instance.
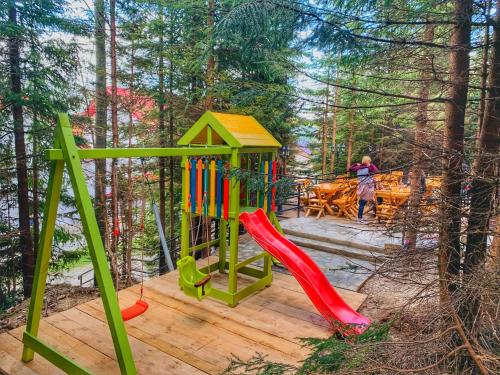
180, 156, 190, 259
22, 131, 64, 363
218, 157, 228, 273
227, 149, 241, 304
218, 218, 227, 273
261, 152, 275, 279
27, 114, 137, 374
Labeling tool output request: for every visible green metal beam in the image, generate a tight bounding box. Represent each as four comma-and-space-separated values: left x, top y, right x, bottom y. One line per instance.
46, 146, 233, 160
199, 260, 222, 274
269, 211, 284, 234
57, 113, 137, 374
234, 274, 273, 304
23, 133, 64, 363
235, 252, 267, 270
189, 238, 219, 253
23, 332, 92, 375
238, 266, 268, 279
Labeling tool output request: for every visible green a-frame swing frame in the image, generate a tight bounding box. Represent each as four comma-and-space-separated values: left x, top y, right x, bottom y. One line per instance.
22, 112, 282, 374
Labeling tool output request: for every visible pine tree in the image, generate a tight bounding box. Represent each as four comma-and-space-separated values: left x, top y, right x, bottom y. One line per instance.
439, 0, 473, 296
94, 0, 108, 256
2, 0, 83, 299
6, 0, 34, 298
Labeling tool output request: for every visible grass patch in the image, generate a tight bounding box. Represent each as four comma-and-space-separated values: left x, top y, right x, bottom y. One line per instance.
70, 253, 92, 268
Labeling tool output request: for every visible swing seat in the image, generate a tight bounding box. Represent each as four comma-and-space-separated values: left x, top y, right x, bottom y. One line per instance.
121, 299, 149, 321
177, 256, 212, 301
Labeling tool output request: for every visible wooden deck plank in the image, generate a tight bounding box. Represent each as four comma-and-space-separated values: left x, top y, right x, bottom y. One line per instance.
76, 301, 222, 375
144, 276, 330, 341
121, 285, 310, 360
8, 322, 119, 375
83, 289, 304, 365
2, 271, 368, 374
0, 350, 37, 375
45, 308, 206, 375
0, 332, 64, 375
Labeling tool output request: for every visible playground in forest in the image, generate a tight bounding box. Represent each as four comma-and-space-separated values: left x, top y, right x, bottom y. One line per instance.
0, 112, 374, 375
3, 1, 498, 373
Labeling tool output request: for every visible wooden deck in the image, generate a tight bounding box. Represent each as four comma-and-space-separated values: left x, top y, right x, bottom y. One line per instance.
0, 269, 366, 375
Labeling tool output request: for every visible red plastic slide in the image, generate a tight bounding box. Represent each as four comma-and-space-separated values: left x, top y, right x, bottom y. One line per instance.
240, 209, 371, 334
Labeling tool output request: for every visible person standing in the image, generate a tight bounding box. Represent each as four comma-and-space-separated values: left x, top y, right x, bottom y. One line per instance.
348, 156, 379, 223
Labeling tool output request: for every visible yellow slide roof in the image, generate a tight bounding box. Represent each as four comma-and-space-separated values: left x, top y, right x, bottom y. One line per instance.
178, 111, 281, 148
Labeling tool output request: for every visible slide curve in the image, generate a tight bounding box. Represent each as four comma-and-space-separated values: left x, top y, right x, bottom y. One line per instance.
240, 209, 371, 334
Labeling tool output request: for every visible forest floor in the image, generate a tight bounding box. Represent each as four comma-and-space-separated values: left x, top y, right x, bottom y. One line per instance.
0, 284, 100, 333
358, 250, 438, 335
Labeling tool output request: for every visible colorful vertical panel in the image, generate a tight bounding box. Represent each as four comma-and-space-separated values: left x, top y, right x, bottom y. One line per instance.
271, 160, 277, 211
196, 158, 202, 214
263, 161, 269, 212
209, 159, 216, 217
216, 160, 223, 218
223, 164, 230, 220
203, 159, 209, 216
259, 161, 265, 208
185, 158, 191, 212
190, 158, 196, 213
267, 160, 273, 212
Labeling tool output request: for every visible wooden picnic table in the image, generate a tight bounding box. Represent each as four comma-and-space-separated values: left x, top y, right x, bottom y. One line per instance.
374, 187, 411, 221
304, 181, 353, 218
315, 182, 343, 195
375, 187, 410, 206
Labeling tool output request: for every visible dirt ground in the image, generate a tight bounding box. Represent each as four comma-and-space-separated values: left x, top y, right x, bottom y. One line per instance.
358, 251, 439, 334
0, 284, 100, 333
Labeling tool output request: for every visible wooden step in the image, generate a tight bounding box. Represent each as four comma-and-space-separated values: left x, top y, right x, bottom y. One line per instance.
283, 228, 387, 254
285, 234, 385, 263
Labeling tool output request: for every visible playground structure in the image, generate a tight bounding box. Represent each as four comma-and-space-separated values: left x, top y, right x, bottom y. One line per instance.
18, 111, 369, 375
301, 172, 441, 221
175, 111, 282, 307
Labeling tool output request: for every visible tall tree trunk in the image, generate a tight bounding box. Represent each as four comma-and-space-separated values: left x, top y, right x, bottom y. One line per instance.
158, 7, 167, 274
168, 58, 175, 261
321, 73, 330, 176
8, 2, 34, 298
346, 109, 354, 170
475, 0, 492, 151
205, 0, 215, 109
330, 71, 340, 174
110, 0, 119, 280
462, 0, 500, 331
94, 0, 108, 263
125, 38, 136, 283
125, 134, 133, 283
438, 0, 473, 297
346, 80, 356, 170
406, 24, 435, 252
32, 117, 40, 260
